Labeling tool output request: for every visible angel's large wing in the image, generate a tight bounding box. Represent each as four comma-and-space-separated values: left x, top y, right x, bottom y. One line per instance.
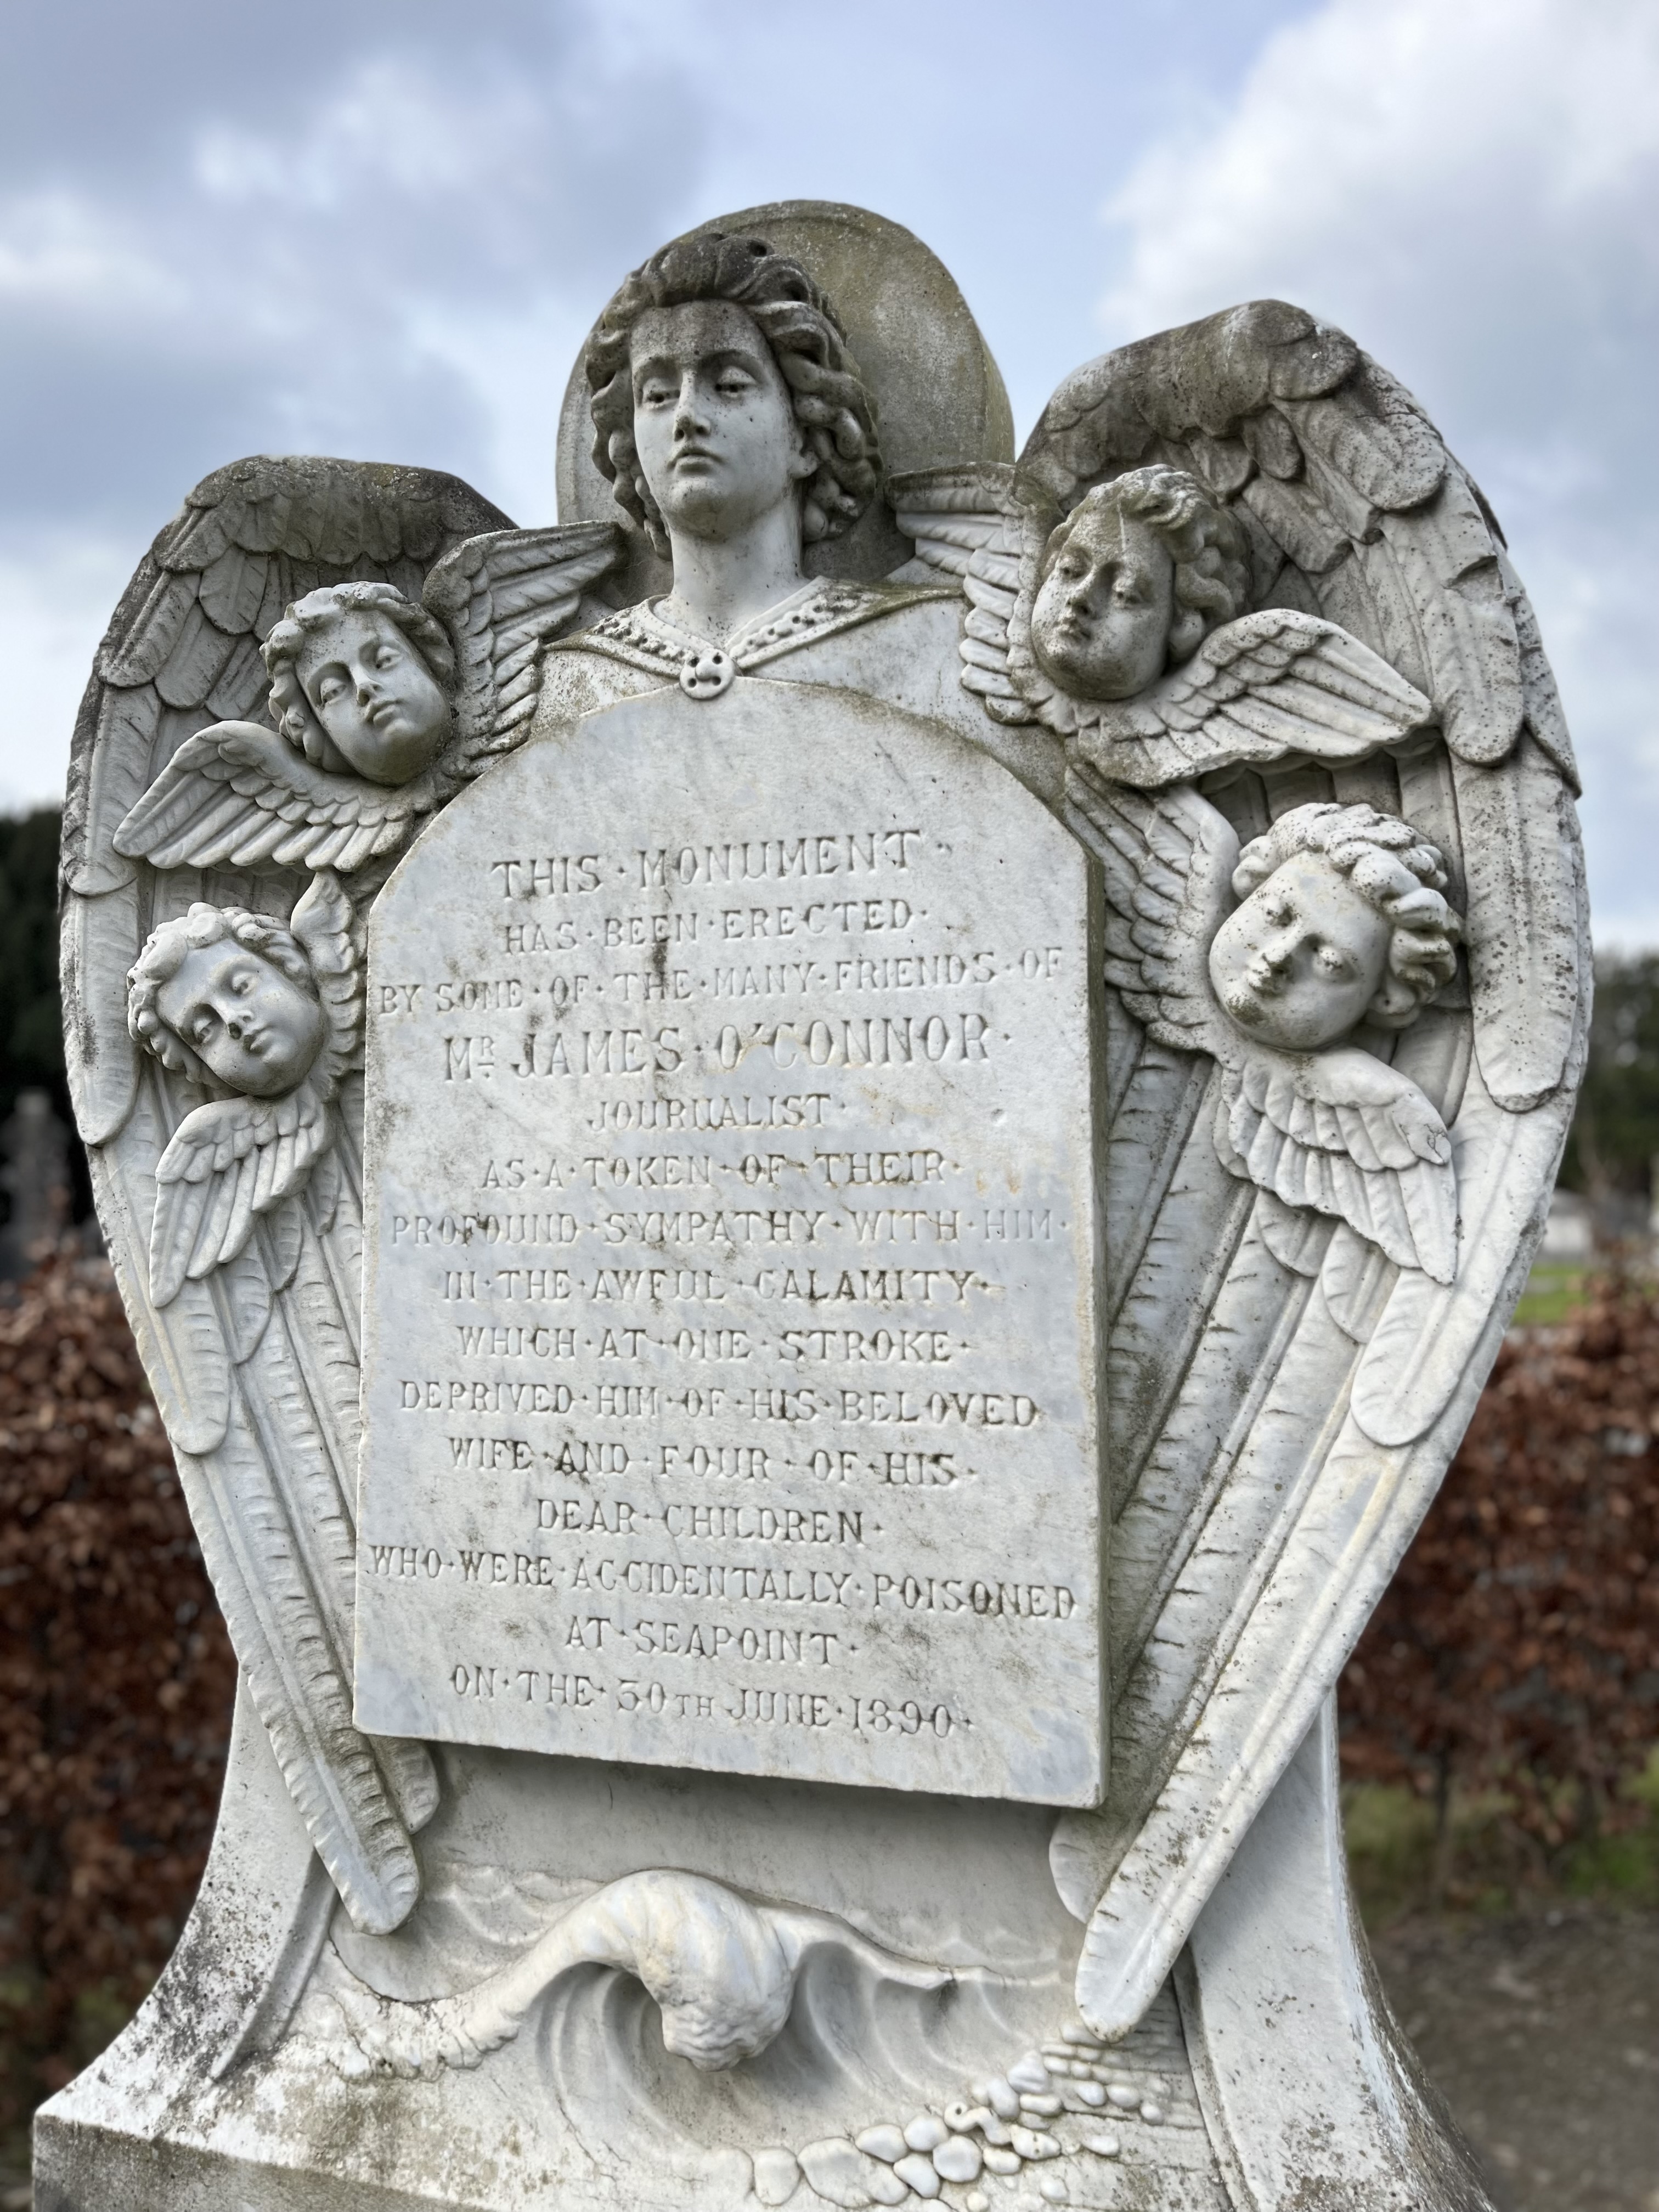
1023, 297, 1579, 1113
887, 465, 1030, 719
1015, 307, 1588, 2038
61, 458, 509, 1934
422, 520, 624, 782
1066, 778, 1238, 1058
290, 868, 364, 1096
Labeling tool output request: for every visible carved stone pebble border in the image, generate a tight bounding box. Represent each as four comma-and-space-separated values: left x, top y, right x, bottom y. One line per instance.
749, 2032, 1166, 2210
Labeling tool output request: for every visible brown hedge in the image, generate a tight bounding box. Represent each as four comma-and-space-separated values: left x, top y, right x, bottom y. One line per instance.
1342, 1280, 1659, 1844
0, 1250, 1655, 2120
0, 1245, 235, 2117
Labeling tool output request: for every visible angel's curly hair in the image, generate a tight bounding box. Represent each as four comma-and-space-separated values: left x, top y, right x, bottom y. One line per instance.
584, 233, 882, 556
128, 904, 317, 1087
1043, 466, 1251, 664
1233, 802, 1462, 1028
261, 583, 455, 765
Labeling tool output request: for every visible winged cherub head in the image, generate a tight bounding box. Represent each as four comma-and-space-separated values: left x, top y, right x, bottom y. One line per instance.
261, 582, 456, 788
128, 904, 326, 1098
1208, 802, 1460, 1054
1030, 466, 1250, 702
584, 233, 882, 560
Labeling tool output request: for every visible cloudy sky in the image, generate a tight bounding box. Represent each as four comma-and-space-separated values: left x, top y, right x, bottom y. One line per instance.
2, 0, 1654, 936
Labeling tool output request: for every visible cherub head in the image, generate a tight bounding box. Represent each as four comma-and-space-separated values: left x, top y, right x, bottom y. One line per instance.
1207, 803, 1460, 1053
585, 232, 882, 558
262, 582, 455, 787
128, 904, 325, 1098
1029, 466, 1250, 702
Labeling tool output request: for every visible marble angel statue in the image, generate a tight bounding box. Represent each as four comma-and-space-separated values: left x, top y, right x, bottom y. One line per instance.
49, 209, 1584, 2212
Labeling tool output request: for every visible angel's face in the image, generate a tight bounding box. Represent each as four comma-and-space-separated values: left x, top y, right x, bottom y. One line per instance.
629, 301, 814, 546
1030, 509, 1175, 701
157, 942, 325, 1098
296, 610, 450, 787
1208, 853, 1393, 1053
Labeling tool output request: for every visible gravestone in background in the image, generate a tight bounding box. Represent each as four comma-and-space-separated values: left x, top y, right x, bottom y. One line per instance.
41, 202, 1584, 2211
0, 1090, 71, 1278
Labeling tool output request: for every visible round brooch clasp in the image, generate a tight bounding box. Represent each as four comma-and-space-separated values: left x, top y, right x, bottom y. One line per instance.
680, 648, 735, 699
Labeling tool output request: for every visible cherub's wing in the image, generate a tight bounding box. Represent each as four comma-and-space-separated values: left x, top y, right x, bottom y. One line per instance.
1075, 608, 1432, 787
421, 520, 624, 781
149, 1087, 334, 1305
885, 465, 1030, 721
1023, 308, 1589, 2039
112, 720, 424, 876
1064, 776, 1238, 1058
62, 458, 501, 1933
1217, 1046, 1457, 1284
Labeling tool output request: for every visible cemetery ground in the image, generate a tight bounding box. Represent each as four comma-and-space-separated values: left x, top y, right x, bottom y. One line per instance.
0, 1243, 1655, 2210
1352, 1793, 1659, 2212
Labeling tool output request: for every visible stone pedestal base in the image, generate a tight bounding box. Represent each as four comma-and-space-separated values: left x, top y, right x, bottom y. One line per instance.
35, 1692, 1490, 2212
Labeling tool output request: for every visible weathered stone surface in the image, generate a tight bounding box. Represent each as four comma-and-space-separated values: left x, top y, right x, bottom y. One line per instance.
46, 190, 1583, 2212
932, 2133, 983, 2182
356, 676, 1105, 1805
556, 200, 1014, 605
753, 2146, 803, 2204
855, 2125, 907, 2163
893, 2151, 941, 2197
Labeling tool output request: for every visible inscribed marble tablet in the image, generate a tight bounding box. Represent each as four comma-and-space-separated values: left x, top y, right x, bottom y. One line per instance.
354, 678, 1105, 1804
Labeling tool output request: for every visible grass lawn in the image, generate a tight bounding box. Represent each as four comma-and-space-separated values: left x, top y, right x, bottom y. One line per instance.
1513, 1261, 1592, 1325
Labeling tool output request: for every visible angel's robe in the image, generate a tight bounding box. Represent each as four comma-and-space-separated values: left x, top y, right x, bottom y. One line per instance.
527, 580, 1067, 809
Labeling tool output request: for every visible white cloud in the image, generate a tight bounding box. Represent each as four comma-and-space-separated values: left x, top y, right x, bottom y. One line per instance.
0, 533, 137, 811
1099, 0, 1659, 346
408, 295, 597, 526
0, 191, 179, 312
0, 10, 712, 802
1093, 0, 1659, 943
190, 55, 583, 214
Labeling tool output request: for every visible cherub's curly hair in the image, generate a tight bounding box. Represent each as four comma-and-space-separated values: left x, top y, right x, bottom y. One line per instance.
261, 583, 455, 767
1042, 466, 1251, 665
1233, 802, 1462, 1028
585, 233, 882, 556
128, 904, 317, 1087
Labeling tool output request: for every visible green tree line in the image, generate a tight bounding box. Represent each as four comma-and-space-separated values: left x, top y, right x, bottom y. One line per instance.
1559, 955, 1659, 1202
0, 810, 74, 1139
